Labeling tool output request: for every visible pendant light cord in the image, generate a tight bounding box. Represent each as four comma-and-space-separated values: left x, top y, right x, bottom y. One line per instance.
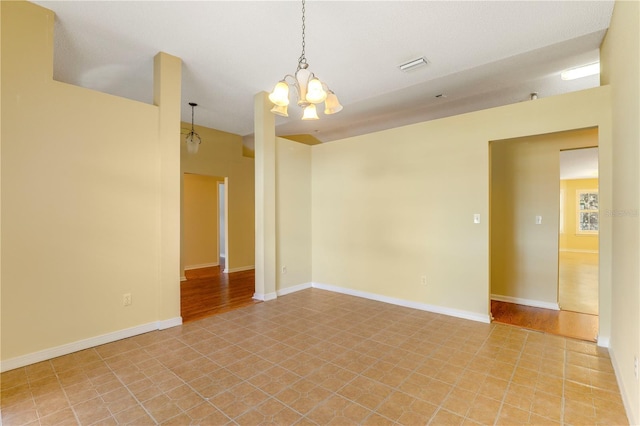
191, 104, 195, 131
297, 0, 307, 70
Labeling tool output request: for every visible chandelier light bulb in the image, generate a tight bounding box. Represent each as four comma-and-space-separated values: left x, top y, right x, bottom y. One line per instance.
306, 78, 327, 103
302, 104, 319, 120
324, 91, 343, 115
268, 81, 290, 106
270, 104, 289, 117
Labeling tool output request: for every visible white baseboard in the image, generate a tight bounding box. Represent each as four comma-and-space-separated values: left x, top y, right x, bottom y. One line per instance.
225, 265, 255, 273
559, 249, 599, 254
220, 253, 226, 258
184, 262, 219, 271
253, 292, 277, 301
277, 282, 312, 297
0, 317, 182, 373
608, 346, 635, 426
313, 282, 490, 324
158, 317, 183, 330
597, 335, 609, 348
180, 276, 187, 282
491, 294, 560, 311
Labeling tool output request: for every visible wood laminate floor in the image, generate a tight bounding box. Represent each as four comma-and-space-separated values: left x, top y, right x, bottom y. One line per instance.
559, 251, 599, 315
491, 300, 598, 342
180, 262, 259, 322
493, 251, 599, 342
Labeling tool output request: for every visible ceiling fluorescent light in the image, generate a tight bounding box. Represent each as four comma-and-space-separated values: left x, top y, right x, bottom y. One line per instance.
561, 62, 599, 81
399, 57, 428, 71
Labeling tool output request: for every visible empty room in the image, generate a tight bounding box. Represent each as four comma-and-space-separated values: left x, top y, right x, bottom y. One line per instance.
2, 1, 639, 425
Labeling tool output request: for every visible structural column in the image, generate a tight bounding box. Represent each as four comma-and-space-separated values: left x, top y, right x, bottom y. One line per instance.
154, 52, 183, 326
254, 92, 277, 300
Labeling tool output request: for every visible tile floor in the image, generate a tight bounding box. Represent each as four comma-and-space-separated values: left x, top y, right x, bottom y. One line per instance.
1, 289, 629, 425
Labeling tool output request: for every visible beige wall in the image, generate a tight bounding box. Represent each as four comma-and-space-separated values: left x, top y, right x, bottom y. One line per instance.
560, 178, 599, 252
1, 2, 181, 364
491, 129, 598, 306
180, 124, 254, 273
276, 138, 312, 292
310, 86, 611, 327
600, 1, 640, 423
183, 174, 221, 269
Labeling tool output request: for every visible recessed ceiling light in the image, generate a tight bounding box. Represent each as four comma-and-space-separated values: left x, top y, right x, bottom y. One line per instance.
399, 57, 428, 72
561, 62, 600, 80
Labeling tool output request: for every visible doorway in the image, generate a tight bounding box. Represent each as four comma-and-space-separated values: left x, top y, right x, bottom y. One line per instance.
489, 129, 600, 341
182, 173, 223, 272
559, 148, 599, 316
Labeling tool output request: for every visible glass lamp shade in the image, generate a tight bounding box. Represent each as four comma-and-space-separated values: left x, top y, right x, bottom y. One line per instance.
306, 78, 327, 103
186, 132, 201, 154
270, 104, 289, 117
268, 81, 290, 106
302, 104, 319, 120
324, 91, 343, 115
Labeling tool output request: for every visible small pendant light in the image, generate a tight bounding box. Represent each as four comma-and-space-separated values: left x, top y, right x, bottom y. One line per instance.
185, 102, 201, 154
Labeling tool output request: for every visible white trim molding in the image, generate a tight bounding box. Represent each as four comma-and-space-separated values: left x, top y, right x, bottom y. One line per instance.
184, 262, 219, 271
277, 282, 312, 297
596, 335, 609, 348
608, 346, 636, 426
491, 294, 560, 311
253, 292, 277, 301
180, 276, 187, 282
313, 282, 490, 324
0, 317, 182, 373
158, 317, 183, 330
225, 265, 255, 273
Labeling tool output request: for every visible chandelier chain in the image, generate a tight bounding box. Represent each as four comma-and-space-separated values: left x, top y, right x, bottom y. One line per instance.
297, 0, 307, 69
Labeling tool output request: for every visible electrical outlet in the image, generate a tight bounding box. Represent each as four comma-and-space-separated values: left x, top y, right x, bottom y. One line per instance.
421, 276, 427, 286
123, 293, 132, 307
634, 355, 638, 380
281, 266, 287, 274
535, 215, 543, 225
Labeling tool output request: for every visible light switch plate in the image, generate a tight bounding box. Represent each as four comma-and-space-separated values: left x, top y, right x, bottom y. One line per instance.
473, 214, 480, 224
535, 215, 542, 225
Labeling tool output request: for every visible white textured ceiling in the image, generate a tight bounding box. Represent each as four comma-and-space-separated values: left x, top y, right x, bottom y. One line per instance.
561, 147, 599, 180
34, 0, 614, 145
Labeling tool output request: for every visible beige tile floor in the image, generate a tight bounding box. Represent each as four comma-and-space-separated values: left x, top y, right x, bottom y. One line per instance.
1, 289, 629, 425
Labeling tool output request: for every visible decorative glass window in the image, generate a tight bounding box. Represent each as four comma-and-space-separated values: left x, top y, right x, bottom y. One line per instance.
577, 190, 598, 234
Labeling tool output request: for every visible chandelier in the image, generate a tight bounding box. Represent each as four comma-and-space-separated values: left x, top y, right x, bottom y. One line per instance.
268, 0, 342, 120
185, 102, 201, 154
